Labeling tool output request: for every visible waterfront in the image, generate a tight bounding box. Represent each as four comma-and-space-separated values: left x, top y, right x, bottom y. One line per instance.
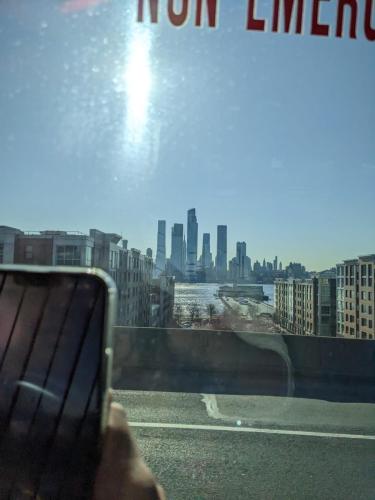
174, 283, 274, 321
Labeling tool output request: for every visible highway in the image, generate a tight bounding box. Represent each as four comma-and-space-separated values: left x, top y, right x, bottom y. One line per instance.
114, 390, 375, 500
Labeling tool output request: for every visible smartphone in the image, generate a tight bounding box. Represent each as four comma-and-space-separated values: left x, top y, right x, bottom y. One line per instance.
0, 265, 116, 500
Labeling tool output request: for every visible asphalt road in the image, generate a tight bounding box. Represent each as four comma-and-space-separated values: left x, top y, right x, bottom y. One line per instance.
113, 391, 375, 500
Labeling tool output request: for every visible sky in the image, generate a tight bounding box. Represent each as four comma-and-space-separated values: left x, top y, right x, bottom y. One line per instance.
0, 0, 374, 271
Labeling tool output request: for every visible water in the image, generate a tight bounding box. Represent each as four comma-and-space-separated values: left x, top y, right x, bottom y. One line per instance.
174, 283, 274, 322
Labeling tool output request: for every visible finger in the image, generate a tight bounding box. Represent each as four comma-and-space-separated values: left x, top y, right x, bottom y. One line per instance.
103, 402, 137, 462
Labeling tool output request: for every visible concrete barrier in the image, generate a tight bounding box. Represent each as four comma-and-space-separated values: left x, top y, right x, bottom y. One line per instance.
113, 327, 375, 403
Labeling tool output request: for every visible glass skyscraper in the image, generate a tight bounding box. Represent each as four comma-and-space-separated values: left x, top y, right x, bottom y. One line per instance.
186, 208, 198, 282
216, 225, 227, 281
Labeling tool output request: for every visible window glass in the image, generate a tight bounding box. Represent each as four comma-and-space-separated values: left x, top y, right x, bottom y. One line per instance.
1, 1, 375, 499
56, 245, 81, 266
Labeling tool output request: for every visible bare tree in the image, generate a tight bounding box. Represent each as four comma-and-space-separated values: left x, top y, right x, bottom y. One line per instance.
187, 301, 200, 324
174, 304, 183, 325
248, 303, 258, 319
206, 303, 217, 323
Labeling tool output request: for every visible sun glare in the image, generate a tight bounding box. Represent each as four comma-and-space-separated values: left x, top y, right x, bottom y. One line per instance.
123, 28, 152, 145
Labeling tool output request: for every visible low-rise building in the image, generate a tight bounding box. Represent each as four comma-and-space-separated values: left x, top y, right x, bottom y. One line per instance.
0, 226, 23, 264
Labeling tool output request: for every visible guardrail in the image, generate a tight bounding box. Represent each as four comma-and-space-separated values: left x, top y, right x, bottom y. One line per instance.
112, 327, 375, 403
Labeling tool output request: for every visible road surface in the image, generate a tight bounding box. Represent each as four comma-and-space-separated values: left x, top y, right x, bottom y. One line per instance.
113, 390, 375, 500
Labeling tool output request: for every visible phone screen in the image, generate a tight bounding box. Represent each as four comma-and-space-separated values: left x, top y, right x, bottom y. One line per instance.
0, 269, 107, 499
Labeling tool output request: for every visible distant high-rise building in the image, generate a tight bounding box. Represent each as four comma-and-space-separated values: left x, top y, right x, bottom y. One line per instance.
154, 220, 166, 277
279, 261, 283, 271
253, 260, 261, 273
244, 255, 251, 278
146, 248, 153, 259
286, 262, 307, 279
216, 225, 227, 281
262, 258, 266, 270
182, 235, 187, 275
273, 256, 278, 271
186, 209, 198, 281
236, 241, 247, 280
170, 223, 184, 280
201, 233, 212, 269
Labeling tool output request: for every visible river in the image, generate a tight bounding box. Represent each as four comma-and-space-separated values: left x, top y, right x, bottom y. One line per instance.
174, 282, 274, 322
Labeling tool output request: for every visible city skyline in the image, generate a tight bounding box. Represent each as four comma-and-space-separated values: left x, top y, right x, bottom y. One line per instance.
151, 208, 338, 278
0, 2, 374, 272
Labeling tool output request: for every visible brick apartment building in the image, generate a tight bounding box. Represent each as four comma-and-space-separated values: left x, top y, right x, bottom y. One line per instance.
0, 225, 158, 327
150, 276, 175, 328
275, 275, 336, 337
337, 255, 375, 340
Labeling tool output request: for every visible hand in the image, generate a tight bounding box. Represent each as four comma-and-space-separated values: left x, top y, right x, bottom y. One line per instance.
93, 402, 166, 500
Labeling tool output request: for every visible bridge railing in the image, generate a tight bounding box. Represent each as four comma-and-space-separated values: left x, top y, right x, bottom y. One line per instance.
112, 327, 375, 403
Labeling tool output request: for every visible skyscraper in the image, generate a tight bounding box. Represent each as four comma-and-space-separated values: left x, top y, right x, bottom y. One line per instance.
182, 235, 187, 275
186, 209, 198, 282
273, 256, 278, 271
201, 233, 212, 269
170, 223, 184, 280
154, 220, 166, 277
236, 241, 247, 281
216, 225, 227, 282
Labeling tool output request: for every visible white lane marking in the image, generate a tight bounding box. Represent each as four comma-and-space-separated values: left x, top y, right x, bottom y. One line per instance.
128, 422, 375, 441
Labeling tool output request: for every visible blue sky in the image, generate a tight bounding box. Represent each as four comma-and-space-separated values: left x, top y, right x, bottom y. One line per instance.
0, 0, 374, 270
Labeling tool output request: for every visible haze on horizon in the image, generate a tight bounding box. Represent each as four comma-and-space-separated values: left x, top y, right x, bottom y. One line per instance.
0, 1, 374, 272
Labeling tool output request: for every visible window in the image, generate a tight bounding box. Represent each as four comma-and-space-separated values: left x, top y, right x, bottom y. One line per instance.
25, 245, 33, 260
56, 246, 81, 266
361, 318, 367, 327
1, 2, 375, 498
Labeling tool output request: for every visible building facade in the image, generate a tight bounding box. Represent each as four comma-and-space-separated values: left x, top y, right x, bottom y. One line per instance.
0, 226, 157, 328
170, 223, 184, 280
186, 209, 198, 282
337, 255, 375, 340
150, 276, 175, 328
275, 275, 336, 337
154, 220, 166, 278
0, 226, 23, 264
201, 233, 212, 269
215, 225, 227, 282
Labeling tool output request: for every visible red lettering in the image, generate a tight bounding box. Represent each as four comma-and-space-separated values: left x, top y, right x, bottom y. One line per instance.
336, 0, 357, 38
168, 0, 189, 27
272, 0, 304, 34
195, 0, 219, 27
247, 0, 266, 31
137, 0, 159, 23
365, 0, 375, 41
311, 0, 330, 36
